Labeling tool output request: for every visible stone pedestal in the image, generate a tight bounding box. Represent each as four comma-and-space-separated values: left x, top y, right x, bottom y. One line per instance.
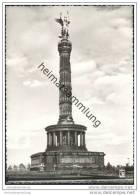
31, 123, 105, 171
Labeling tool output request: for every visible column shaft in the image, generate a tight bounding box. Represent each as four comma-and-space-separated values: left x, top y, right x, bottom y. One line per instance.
80, 132, 84, 146
58, 39, 74, 124
81, 133, 83, 146
75, 131, 77, 146
48, 133, 50, 146
47, 133, 49, 147
48, 133, 51, 146
60, 131, 62, 146
68, 131, 70, 145
80, 132, 82, 146
77, 133, 78, 146
50, 133, 52, 146
53, 132, 56, 146
83, 133, 85, 146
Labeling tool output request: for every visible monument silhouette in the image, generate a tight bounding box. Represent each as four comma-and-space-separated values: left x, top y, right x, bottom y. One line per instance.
30, 13, 105, 173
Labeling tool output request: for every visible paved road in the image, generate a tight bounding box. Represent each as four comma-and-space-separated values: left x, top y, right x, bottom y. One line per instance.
7, 178, 134, 185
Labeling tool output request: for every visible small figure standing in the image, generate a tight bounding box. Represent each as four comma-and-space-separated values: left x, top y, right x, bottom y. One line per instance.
55, 12, 70, 39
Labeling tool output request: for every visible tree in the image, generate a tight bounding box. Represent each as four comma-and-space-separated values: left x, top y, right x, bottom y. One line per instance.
19, 163, 26, 171
13, 165, 18, 171
106, 162, 113, 171
7, 165, 12, 172
27, 163, 31, 171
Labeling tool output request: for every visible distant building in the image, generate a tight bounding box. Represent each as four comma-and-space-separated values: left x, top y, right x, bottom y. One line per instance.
119, 168, 126, 178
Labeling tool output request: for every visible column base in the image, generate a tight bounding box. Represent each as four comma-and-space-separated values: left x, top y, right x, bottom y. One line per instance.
58, 116, 74, 125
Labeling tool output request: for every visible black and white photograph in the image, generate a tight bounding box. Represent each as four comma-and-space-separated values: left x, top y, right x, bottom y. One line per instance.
1, 1, 138, 194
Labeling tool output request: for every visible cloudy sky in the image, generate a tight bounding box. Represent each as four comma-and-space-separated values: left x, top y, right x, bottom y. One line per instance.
6, 5, 133, 166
